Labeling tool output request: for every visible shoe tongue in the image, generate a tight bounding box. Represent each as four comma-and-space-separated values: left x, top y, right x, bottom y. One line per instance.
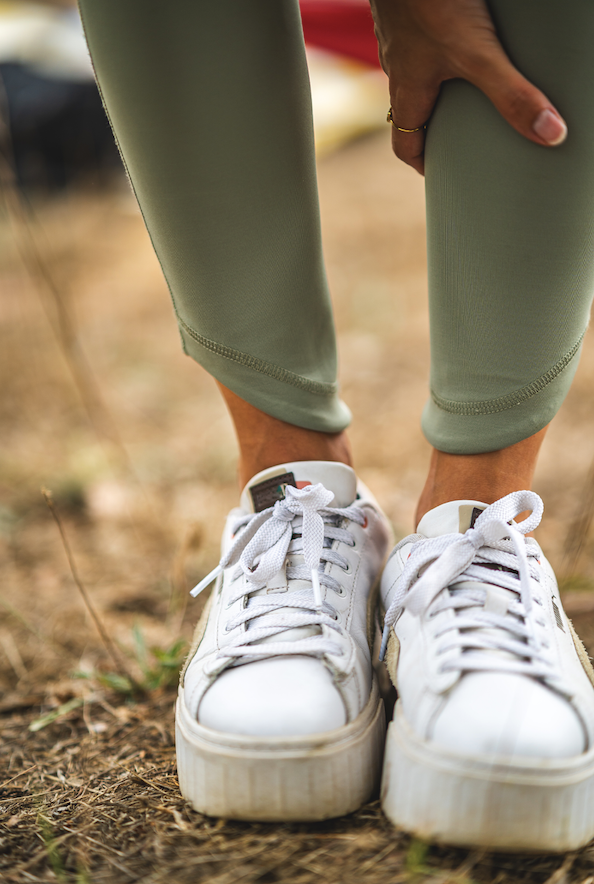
417, 499, 488, 537
240, 461, 357, 513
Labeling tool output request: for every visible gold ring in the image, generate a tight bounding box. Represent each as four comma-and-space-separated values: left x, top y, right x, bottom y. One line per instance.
387, 107, 426, 132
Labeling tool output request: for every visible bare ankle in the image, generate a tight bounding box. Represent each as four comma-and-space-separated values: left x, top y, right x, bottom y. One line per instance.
236, 429, 352, 487
217, 383, 353, 488
415, 428, 548, 528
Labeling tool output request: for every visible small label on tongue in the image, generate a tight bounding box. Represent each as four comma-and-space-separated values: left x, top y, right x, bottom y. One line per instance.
250, 472, 297, 513
459, 505, 485, 533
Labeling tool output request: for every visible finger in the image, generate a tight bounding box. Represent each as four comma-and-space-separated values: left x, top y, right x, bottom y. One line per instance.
391, 126, 425, 175
462, 42, 567, 147
389, 80, 440, 175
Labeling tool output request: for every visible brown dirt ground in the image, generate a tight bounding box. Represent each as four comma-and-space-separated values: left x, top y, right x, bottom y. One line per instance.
2, 131, 594, 882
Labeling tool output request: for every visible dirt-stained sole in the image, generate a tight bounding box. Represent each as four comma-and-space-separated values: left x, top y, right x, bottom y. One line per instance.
176, 678, 386, 821
381, 705, 594, 852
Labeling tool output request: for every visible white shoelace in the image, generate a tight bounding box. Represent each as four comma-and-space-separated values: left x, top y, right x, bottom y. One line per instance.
190, 483, 365, 662
380, 491, 563, 685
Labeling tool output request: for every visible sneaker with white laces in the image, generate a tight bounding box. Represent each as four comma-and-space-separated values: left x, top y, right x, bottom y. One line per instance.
176, 460, 392, 821
379, 491, 594, 852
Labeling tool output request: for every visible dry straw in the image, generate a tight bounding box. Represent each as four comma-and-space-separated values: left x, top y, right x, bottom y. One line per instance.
41, 487, 140, 693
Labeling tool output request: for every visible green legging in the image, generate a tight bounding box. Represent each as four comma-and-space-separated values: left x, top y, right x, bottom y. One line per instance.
78, 0, 594, 455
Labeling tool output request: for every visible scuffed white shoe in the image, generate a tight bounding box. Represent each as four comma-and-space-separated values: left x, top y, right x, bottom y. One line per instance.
176, 461, 391, 821
379, 491, 594, 852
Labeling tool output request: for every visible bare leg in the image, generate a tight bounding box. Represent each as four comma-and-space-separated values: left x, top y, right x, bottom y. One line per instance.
217, 384, 353, 488
415, 426, 548, 526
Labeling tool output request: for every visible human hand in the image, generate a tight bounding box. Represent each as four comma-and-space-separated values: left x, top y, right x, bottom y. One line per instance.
369, 0, 567, 174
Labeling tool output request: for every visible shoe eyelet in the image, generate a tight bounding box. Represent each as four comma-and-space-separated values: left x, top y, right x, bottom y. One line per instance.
341, 562, 352, 575
361, 515, 368, 529
335, 586, 346, 597
330, 612, 339, 621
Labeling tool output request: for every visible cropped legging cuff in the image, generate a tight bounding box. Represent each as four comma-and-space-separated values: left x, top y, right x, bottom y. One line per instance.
178, 319, 350, 432
78, 0, 350, 434
422, 0, 594, 454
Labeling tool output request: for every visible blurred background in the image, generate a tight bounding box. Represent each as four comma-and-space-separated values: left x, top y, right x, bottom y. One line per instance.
1, 0, 594, 707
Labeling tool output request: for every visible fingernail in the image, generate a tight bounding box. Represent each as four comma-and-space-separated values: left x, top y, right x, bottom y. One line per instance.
533, 108, 567, 145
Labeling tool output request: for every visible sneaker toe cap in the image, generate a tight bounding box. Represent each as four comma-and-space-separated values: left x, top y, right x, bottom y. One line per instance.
431, 672, 585, 758
198, 656, 347, 736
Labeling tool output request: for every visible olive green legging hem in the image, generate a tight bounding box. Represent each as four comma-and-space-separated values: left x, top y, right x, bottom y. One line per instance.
78, 0, 594, 454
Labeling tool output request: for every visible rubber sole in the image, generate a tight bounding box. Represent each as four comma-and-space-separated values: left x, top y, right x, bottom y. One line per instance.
176, 677, 385, 821
381, 704, 594, 852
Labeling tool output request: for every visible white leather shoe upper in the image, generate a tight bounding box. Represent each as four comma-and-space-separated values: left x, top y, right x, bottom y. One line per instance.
430, 671, 585, 757
199, 656, 347, 735
182, 461, 391, 737
380, 492, 594, 760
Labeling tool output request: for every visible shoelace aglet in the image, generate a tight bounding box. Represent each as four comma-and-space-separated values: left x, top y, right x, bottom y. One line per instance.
190, 564, 223, 598
311, 568, 323, 609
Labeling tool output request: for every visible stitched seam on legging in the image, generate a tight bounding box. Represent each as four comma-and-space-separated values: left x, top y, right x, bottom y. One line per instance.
177, 314, 338, 396
430, 329, 586, 416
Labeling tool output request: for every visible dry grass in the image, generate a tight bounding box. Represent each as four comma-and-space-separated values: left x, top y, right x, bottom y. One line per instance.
2, 131, 594, 881
4, 689, 594, 884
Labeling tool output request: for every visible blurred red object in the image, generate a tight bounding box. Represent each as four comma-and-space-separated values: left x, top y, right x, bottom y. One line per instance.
299, 0, 380, 68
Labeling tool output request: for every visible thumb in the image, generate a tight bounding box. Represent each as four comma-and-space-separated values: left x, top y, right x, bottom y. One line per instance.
465, 43, 567, 147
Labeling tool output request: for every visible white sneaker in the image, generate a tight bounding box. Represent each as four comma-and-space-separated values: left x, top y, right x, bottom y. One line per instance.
176, 460, 392, 821
379, 491, 594, 852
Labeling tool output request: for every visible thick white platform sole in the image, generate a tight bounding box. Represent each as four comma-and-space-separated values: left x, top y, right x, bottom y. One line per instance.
381, 704, 594, 852
176, 677, 385, 821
